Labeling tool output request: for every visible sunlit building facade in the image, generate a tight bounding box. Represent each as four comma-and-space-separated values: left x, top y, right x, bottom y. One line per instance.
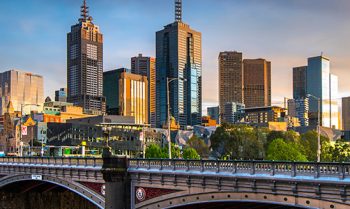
131, 54, 156, 127
306, 56, 339, 129
0, 69, 44, 115
342, 97, 350, 131
103, 68, 130, 115
119, 72, 148, 125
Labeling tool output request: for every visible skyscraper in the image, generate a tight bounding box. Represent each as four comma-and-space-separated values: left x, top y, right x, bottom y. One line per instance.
0, 69, 44, 115
103, 68, 130, 115
293, 66, 307, 99
243, 59, 271, 108
342, 97, 350, 131
55, 88, 67, 102
103, 69, 148, 125
67, 0, 105, 114
218, 51, 243, 119
306, 56, 339, 129
119, 72, 148, 125
156, 0, 202, 129
131, 54, 156, 127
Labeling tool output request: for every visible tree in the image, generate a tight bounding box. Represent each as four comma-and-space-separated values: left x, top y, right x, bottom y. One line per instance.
322, 140, 350, 162
300, 131, 330, 161
145, 144, 166, 159
266, 138, 307, 161
210, 124, 265, 160
183, 147, 200, 160
187, 135, 209, 158
162, 143, 181, 159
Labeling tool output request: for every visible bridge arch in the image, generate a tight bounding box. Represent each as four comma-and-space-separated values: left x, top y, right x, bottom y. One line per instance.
137, 191, 346, 209
0, 174, 105, 209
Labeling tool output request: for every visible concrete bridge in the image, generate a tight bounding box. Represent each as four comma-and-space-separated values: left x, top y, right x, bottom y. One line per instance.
1, 155, 350, 209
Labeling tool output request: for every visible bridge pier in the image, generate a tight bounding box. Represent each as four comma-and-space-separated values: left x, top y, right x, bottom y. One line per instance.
102, 149, 130, 209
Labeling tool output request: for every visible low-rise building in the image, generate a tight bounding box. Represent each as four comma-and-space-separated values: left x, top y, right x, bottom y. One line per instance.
243, 106, 287, 127
201, 116, 217, 127
223, 102, 245, 124
46, 116, 164, 158
288, 98, 309, 127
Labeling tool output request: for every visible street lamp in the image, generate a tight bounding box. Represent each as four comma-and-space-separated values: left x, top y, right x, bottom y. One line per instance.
102, 126, 112, 151
19, 103, 40, 157
166, 77, 186, 159
40, 126, 46, 157
307, 94, 321, 162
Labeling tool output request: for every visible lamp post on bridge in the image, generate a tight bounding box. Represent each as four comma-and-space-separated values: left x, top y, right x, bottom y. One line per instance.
307, 94, 321, 162
166, 77, 186, 159
102, 126, 112, 153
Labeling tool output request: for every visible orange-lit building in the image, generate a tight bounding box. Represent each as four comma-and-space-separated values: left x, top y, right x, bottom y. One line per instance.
162, 116, 180, 131
119, 72, 148, 125
202, 116, 217, 127
43, 101, 94, 123
131, 54, 156, 128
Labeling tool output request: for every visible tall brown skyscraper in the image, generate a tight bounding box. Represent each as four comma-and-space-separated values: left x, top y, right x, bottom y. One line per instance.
218, 51, 243, 118
67, 0, 105, 114
131, 54, 156, 127
243, 59, 271, 108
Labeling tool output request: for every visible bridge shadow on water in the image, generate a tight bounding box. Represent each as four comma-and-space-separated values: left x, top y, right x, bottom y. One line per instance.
0, 180, 98, 209
171, 202, 306, 209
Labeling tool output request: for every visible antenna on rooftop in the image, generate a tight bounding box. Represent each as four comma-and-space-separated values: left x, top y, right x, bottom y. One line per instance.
175, 0, 182, 22
79, 0, 90, 22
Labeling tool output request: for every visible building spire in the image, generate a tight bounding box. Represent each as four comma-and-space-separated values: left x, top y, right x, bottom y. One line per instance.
175, 0, 182, 22
79, 0, 90, 22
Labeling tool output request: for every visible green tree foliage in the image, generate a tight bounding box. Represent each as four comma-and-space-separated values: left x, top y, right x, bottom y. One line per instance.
183, 147, 200, 160
162, 143, 181, 159
210, 124, 265, 160
300, 131, 330, 161
187, 135, 209, 158
266, 138, 307, 161
322, 140, 350, 162
266, 130, 300, 149
145, 144, 166, 159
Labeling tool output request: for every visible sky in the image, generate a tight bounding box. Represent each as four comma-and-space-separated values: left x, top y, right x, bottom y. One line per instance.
0, 0, 350, 113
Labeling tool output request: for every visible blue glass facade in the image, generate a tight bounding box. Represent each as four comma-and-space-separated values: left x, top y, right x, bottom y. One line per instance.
306, 56, 338, 129
156, 22, 202, 129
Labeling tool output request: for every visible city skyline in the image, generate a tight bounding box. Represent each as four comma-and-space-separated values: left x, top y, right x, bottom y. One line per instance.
1, 0, 350, 113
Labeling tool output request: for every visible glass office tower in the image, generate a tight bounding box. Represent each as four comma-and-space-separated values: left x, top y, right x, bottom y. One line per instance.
307, 56, 339, 129
156, 1, 202, 129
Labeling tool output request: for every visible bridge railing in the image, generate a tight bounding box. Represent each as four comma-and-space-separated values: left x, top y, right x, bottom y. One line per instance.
0, 157, 103, 167
128, 159, 350, 180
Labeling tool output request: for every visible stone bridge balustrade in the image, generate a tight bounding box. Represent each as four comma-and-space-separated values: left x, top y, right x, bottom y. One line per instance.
129, 159, 350, 209
128, 159, 350, 180
2, 157, 350, 209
